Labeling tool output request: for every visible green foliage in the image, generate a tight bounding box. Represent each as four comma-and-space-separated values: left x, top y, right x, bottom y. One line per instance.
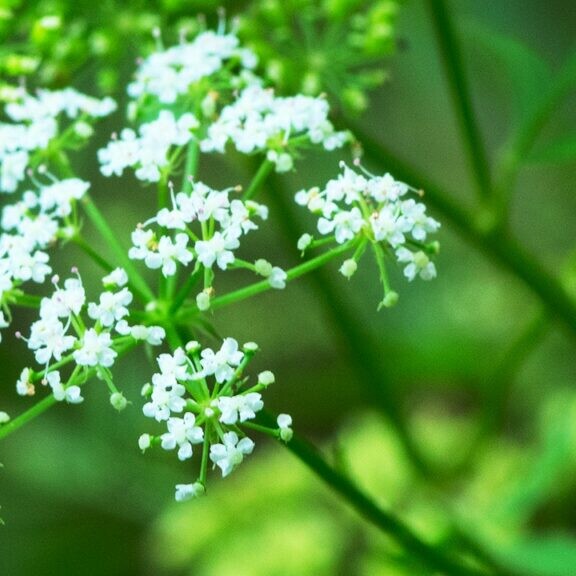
238, 0, 401, 114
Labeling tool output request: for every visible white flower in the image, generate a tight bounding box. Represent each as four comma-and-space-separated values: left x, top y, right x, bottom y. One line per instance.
269, 266, 287, 289
200, 338, 244, 383
215, 392, 263, 425
160, 412, 204, 461
195, 230, 240, 270
277, 414, 293, 442
28, 318, 76, 365
87, 287, 133, 327
39, 179, 90, 217
318, 207, 365, 244
16, 367, 34, 396
155, 233, 193, 276
102, 268, 128, 287
143, 381, 187, 422
73, 328, 117, 367
209, 431, 255, 477
175, 482, 205, 502
395, 247, 437, 281
138, 433, 151, 451
129, 324, 165, 345
45, 371, 83, 404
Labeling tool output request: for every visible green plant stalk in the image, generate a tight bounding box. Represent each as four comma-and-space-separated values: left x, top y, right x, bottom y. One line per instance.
177, 240, 355, 320
170, 265, 202, 313
426, 0, 492, 201
242, 158, 274, 201
72, 234, 115, 272
182, 139, 199, 194
353, 124, 576, 338
495, 46, 576, 215
81, 194, 155, 304
0, 341, 137, 442
268, 417, 492, 576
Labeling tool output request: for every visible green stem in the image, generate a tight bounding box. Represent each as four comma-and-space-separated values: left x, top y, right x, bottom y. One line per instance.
182, 139, 199, 194
72, 234, 115, 272
8, 293, 42, 308
0, 394, 57, 441
81, 194, 155, 304
170, 266, 203, 313
260, 413, 491, 576
0, 341, 137, 442
495, 46, 576, 216
178, 241, 354, 319
427, 0, 492, 201
242, 159, 274, 201
353, 124, 576, 338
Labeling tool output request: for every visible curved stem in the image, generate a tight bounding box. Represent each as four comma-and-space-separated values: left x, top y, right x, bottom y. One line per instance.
260, 412, 492, 576
177, 240, 354, 321
0, 341, 137, 442
72, 234, 115, 272
81, 194, 155, 304
427, 0, 492, 202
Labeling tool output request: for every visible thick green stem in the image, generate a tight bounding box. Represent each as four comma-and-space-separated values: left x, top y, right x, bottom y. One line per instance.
81, 194, 155, 304
170, 266, 202, 314
263, 414, 491, 576
0, 394, 57, 441
426, 0, 492, 202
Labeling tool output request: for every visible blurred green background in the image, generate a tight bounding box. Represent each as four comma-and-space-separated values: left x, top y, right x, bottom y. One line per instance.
2, 0, 576, 574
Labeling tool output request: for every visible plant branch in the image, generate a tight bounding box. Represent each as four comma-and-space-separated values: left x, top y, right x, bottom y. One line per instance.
426, 0, 492, 201
266, 415, 493, 576
81, 194, 155, 304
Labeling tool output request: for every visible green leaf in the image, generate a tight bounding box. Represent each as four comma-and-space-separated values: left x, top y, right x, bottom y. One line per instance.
463, 21, 552, 127
527, 134, 576, 164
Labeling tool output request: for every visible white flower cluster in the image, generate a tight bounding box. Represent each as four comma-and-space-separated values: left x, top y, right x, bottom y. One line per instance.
139, 338, 293, 501
16, 268, 165, 402
127, 30, 258, 104
98, 111, 199, 182
201, 85, 350, 172
296, 163, 441, 282
0, 178, 91, 339
128, 180, 284, 306
0, 88, 116, 193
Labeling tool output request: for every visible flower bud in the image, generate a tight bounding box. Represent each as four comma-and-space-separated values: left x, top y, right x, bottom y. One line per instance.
339, 258, 357, 278
110, 392, 128, 411
138, 433, 151, 452
258, 370, 275, 387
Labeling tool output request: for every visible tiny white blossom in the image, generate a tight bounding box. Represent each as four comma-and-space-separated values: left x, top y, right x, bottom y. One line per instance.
209, 431, 255, 477
200, 338, 244, 383
73, 328, 117, 367
215, 392, 263, 425
175, 482, 205, 502
160, 412, 204, 461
